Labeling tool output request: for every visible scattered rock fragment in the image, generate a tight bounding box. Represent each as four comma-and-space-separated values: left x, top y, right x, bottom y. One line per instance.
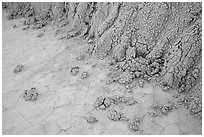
87, 39, 94, 44
125, 84, 133, 93
21, 20, 26, 26
163, 86, 171, 91
172, 95, 178, 98
70, 67, 79, 76
125, 97, 138, 106
107, 109, 128, 121
118, 105, 124, 110
147, 111, 158, 118
174, 104, 178, 109
177, 100, 183, 105
26, 17, 36, 25
80, 72, 89, 79
111, 95, 127, 105
84, 115, 98, 124
161, 104, 173, 115
12, 24, 17, 28
92, 64, 96, 68
23, 87, 38, 101
138, 79, 145, 88
7, 14, 14, 20
37, 32, 44, 37
58, 33, 67, 40
14, 64, 24, 73
76, 54, 85, 61
32, 22, 46, 29
105, 78, 114, 85
94, 96, 112, 110
22, 26, 29, 30
111, 95, 137, 106
134, 117, 142, 123
126, 88, 133, 93
128, 121, 139, 132
108, 60, 116, 66
161, 82, 171, 91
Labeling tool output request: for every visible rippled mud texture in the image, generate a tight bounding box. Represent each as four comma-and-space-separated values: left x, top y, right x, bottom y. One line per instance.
3, 2, 202, 135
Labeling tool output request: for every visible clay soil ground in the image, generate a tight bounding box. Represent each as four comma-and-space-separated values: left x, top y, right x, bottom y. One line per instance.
2, 11, 202, 135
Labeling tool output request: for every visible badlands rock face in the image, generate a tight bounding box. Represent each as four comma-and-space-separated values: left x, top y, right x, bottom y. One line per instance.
2, 2, 202, 135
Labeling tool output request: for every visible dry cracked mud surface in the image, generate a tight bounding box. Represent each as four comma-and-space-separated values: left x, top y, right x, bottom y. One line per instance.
2, 2, 202, 135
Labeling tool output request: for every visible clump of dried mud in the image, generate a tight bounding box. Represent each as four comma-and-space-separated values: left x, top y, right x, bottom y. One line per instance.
3, 1, 202, 123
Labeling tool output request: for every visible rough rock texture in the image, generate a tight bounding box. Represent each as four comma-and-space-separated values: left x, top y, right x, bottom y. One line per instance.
3, 2, 202, 121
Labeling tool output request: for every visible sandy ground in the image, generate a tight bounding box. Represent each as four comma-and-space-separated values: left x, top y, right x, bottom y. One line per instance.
2, 11, 202, 135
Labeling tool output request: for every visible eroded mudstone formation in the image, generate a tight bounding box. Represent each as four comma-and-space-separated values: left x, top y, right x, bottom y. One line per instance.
4, 2, 202, 121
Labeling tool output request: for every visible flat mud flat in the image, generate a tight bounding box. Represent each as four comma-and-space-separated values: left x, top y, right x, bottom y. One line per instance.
2, 2, 202, 135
